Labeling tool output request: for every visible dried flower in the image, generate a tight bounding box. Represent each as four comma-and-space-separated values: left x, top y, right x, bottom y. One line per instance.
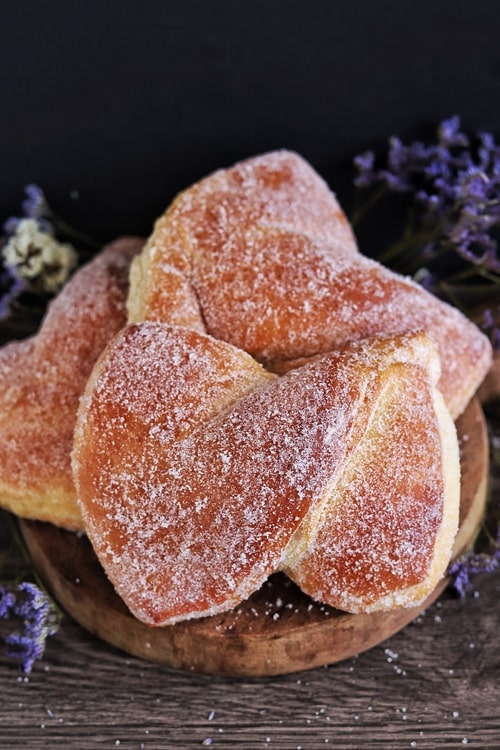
2, 218, 77, 295
0, 581, 60, 672
21, 184, 50, 223
1, 513, 62, 673
353, 116, 500, 597
448, 530, 500, 598
2, 184, 54, 238
353, 115, 500, 285
0, 184, 100, 324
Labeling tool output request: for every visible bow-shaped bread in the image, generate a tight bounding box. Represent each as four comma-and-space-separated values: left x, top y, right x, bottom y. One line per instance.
128, 150, 491, 419
0, 237, 142, 529
0, 150, 492, 622
72, 325, 459, 623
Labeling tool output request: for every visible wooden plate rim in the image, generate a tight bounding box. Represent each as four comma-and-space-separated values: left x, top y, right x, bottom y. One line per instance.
19, 397, 489, 677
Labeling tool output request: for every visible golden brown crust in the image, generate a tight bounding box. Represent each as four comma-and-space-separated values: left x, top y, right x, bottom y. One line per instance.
0, 236, 142, 530
73, 326, 459, 624
129, 150, 492, 419
282, 353, 460, 612
127, 149, 357, 327
1, 151, 481, 624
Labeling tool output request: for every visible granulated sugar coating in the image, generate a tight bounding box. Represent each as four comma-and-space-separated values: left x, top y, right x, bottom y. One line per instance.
128, 149, 358, 329
72, 325, 459, 624
128, 150, 492, 420
283, 358, 460, 613
0, 237, 142, 530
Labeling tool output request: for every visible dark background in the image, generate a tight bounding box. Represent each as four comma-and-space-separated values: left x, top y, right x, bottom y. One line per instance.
1, 0, 499, 246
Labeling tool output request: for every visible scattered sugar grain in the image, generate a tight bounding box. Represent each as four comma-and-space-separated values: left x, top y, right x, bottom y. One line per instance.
384, 648, 398, 662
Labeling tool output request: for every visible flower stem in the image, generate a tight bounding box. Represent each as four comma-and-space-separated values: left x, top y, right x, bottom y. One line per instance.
350, 185, 388, 227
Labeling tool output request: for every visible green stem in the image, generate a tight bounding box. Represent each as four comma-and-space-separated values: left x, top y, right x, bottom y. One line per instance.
377, 226, 441, 265
350, 185, 388, 227
476, 267, 500, 285
3, 514, 64, 621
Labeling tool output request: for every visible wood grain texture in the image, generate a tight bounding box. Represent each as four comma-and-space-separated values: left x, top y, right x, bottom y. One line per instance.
0, 567, 499, 748
0, 394, 498, 748
17, 397, 488, 679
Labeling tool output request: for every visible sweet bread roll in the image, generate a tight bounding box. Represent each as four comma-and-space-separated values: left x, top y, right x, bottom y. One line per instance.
282, 336, 460, 612
72, 324, 459, 625
0, 237, 142, 530
128, 150, 491, 419
127, 149, 358, 334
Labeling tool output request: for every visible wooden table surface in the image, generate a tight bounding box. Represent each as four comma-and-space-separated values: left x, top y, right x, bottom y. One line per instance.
0, 515, 499, 750
1, 350, 499, 750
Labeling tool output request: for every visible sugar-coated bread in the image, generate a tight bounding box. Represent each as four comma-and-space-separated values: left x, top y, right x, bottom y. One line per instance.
282, 335, 460, 613
1, 150, 487, 625
128, 150, 492, 419
73, 325, 459, 625
127, 149, 358, 332
0, 237, 142, 530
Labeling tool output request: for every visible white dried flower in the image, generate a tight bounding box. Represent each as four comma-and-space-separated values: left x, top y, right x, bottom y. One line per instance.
2, 218, 77, 293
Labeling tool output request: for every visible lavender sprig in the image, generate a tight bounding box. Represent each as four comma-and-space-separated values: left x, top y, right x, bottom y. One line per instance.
448, 545, 500, 598
0, 513, 62, 673
354, 116, 500, 597
353, 115, 500, 298
0, 581, 60, 673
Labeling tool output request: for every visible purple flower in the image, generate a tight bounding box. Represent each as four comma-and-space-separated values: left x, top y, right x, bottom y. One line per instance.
3, 184, 54, 238
353, 150, 376, 187
477, 130, 500, 171
352, 114, 500, 285
480, 308, 500, 350
0, 588, 16, 617
448, 525, 500, 597
0, 581, 60, 672
21, 184, 48, 220
438, 114, 469, 148
448, 541, 500, 598
3, 217, 21, 236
